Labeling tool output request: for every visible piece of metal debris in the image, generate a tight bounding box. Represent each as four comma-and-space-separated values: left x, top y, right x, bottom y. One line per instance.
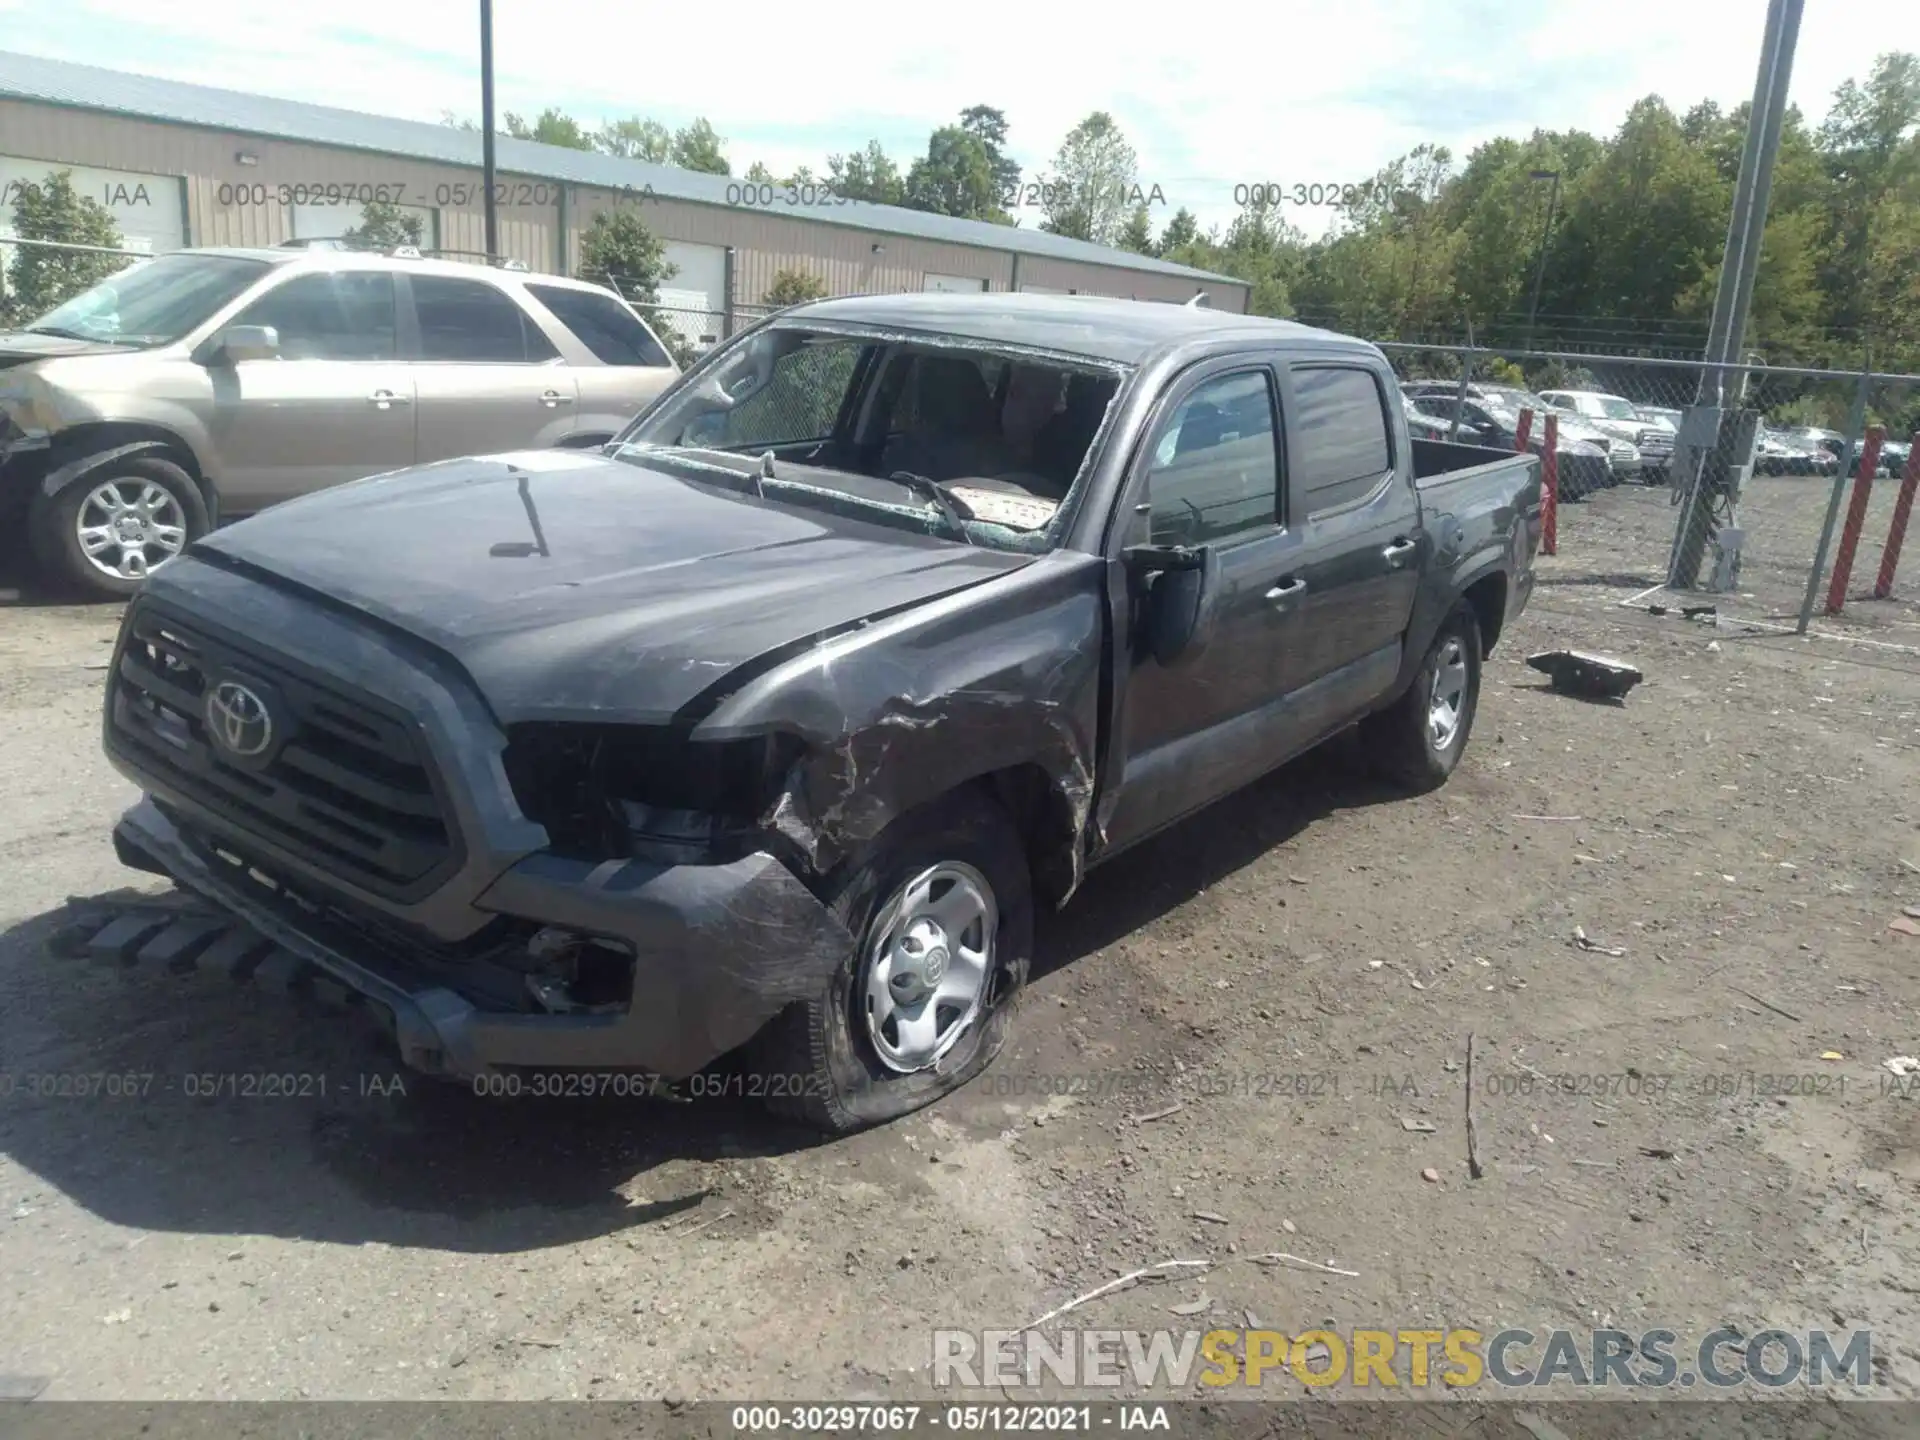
1881, 1057, 1920, 1079
1168, 1296, 1212, 1316
1527, 649, 1644, 700
1572, 925, 1627, 957
1399, 1116, 1438, 1133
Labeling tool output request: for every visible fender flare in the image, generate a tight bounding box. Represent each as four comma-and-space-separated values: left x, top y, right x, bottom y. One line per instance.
35, 439, 219, 526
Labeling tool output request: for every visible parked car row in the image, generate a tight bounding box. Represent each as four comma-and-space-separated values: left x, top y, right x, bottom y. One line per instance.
1400, 383, 1616, 499
0, 243, 682, 599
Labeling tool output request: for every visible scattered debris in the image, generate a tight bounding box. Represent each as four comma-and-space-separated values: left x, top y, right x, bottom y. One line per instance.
1890, 917, 1920, 939
1280, 1219, 1297, 1235
1168, 1297, 1211, 1317
1192, 1210, 1230, 1226
1682, 604, 1718, 621
1881, 1057, 1920, 1079
1421, 1167, 1441, 1183
1515, 1410, 1580, 1440
1399, 1116, 1437, 1134
516, 1336, 565, 1349
1905, 905, 1920, 919
676, 1208, 736, 1239
1128, 1102, 1184, 1125
1639, 1147, 1678, 1161
1527, 649, 1644, 700
1464, 1032, 1484, 1181
1512, 814, 1583, 822
1728, 986, 1803, 1022
1573, 925, 1627, 957
1820, 1051, 1845, 1062
1568, 1159, 1614, 1170
1017, 1259, 1210, 1332
104, 1307, 132, 1325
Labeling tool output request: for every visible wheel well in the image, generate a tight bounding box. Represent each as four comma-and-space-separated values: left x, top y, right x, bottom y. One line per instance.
978, 764, 1081, 909
1462, 572, 1507, 656
49, 423, 209, 506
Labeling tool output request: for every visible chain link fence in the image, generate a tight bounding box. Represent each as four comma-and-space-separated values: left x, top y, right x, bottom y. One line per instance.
1378, 341, 1920, 643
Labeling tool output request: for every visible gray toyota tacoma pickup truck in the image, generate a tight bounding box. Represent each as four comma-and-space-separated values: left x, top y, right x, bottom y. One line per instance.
100, 293, 1541, 1132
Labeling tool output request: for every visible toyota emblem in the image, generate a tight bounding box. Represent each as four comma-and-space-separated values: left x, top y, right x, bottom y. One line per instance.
205, 680, 274, 758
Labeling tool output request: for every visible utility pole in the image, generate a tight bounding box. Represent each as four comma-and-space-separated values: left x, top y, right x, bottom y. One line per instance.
1670, 0, 1804, 587
1522, 169, 1560, 351
480, 0, 499, 260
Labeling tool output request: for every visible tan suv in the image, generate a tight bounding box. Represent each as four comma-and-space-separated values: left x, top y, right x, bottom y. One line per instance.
0, 245, 680, 597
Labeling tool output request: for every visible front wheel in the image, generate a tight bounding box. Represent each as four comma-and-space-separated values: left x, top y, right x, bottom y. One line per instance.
30, 454, 209, 599
1364, 603, 1484, 791
749, 789, 1032, 1133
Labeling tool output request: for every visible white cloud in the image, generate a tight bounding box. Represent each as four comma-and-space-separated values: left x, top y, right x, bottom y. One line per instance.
8, 0, 1910, 240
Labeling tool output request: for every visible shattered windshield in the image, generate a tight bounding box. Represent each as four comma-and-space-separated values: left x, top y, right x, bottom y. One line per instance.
612, 324, 1126, 553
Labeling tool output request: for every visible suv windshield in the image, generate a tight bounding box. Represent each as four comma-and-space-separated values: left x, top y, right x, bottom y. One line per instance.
1593, 395, 1640, 421
22, 253, 271, 347
614, 324, 1125, 553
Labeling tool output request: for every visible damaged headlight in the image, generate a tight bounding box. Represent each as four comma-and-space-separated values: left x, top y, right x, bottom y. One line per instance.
501, 723, 804, 865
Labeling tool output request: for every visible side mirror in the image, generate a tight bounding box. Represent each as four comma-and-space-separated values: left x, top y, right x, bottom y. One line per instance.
1123, 543, 1222, 669
212, 324, 279, 364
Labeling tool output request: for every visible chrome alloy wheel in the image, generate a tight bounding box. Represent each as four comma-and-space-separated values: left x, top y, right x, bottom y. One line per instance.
76, 478, 187, 581
1428, 636, 1469, 750
861, 861, 996, 1073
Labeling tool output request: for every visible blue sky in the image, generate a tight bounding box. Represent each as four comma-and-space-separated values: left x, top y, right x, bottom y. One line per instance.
0, 0, 1907, 237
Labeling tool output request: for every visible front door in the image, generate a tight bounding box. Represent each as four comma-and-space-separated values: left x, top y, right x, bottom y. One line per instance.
403, 273, 580, 463
204, 269, 415, 511
1103, 363, 1306, 851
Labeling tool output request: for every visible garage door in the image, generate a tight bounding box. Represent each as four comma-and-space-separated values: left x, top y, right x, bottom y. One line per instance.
1020, 284, 1070, 294
291, 200, 438, 250
925, 272, 988, 293
0, 157, 184, 305
660, 241, 727, 351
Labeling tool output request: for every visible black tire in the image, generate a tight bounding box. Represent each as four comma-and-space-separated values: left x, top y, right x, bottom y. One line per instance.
1364, 603, 1483, 791
750, 787, 1033, 1134
29, 453, 209, 600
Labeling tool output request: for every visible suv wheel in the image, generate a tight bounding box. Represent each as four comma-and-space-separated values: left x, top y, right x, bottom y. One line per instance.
30, 454, 209, 600
751, 788, 1032, 1133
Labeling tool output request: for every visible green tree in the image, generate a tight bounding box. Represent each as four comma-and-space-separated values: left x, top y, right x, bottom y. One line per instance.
343, 200, 424, 251
596, 117, 673, 162
959, 105, 1020, 203
671, 118, 731, 176
503, 107, 596, 150
744, 161, 778, 185
905, 127, 1000, 220
827, 140, 907, 206
3, 171, 125, 326
1158, 208, 1200, 255
763, 267, 829, 307
1816, 51, 1920, 350
1039, 112, 1138, 245
576, 208, 692, 366
1115, 203, 1156, 255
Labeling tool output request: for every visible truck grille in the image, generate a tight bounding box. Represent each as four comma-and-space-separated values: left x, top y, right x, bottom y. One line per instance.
107, 604, 458, 900
1636, 428, 1674, 457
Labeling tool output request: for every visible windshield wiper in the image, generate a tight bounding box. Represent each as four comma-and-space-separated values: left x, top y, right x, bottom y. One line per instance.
882, 471, 976, 544
22, 324, 97, 341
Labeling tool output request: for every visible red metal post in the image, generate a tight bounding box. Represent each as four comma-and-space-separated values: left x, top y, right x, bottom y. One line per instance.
1874, 431, 1920, 599
1541, 414, 1558, 556
1514, 408, 1534, 452
1825, 426, 1884, 614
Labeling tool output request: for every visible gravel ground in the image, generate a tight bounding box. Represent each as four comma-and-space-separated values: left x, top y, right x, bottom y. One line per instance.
1, 555, 1918, 1412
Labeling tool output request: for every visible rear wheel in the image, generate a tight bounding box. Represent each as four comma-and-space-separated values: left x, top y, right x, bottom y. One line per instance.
1364, 603, 1483, 791
30, 454, 208, 600
750, 789, 1032, 1133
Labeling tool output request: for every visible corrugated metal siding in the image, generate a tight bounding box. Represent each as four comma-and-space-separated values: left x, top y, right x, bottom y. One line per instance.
0, 98, 1253, 315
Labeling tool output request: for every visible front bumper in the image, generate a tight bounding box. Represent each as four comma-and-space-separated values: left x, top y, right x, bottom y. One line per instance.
114, 788, 853, 1083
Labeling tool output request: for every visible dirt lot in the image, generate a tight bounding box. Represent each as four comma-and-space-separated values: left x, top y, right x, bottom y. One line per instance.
2, 529, 1918, 1415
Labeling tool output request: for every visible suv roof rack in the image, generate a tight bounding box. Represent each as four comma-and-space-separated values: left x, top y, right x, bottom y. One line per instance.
417, 247, 528, 271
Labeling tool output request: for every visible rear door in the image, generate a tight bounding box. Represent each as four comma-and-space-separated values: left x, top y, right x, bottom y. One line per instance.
205, 268, 415, 510
401, 273, 579, 461
1276, 360, 1421, 707
522, 282, 679, 440
1103, 361, 1306, 849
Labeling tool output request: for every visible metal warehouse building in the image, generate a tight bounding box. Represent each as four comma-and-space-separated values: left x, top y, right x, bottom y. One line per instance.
0, 50, 1247, 347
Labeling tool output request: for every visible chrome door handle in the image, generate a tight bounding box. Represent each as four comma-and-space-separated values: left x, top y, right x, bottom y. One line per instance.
1265, 577, 1307, 606
1383, 538, 1417, 564
540, 390, 575, 407
367, 389, 410, 408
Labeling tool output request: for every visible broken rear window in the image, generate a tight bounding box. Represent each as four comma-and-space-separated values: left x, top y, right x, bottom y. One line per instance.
614, 324, 1126, 553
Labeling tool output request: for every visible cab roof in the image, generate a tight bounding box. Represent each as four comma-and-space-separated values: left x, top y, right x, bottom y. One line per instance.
779, 291, 1376, 367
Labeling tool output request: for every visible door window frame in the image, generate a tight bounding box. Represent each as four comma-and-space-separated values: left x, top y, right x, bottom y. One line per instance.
1280, 360, 1398, 521
393, 271, 564, 366
224, 266, 402, 363
1107, 356, 1288, 556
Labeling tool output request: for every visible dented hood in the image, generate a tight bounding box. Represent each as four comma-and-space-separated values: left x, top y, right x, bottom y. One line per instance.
196, 450, 1033, 723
